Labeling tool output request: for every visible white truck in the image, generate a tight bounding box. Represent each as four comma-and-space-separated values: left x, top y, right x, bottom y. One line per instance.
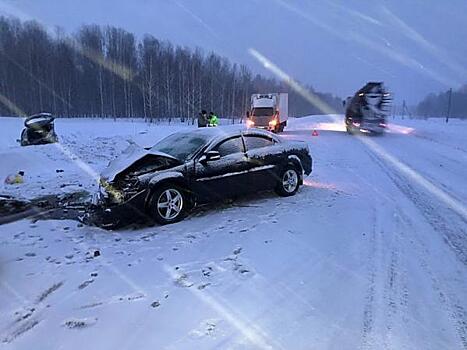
247, 93, 288, 133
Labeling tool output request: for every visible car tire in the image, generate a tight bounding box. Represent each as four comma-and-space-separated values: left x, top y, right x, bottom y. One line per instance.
20, 129, 28, 146
148, 184, 187, 225
49, 133, 58, 143
275, 165, 300, 197
278, 122, 285, 133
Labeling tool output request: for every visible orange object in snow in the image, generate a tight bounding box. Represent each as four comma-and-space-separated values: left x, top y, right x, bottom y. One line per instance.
312, 130, 319, 136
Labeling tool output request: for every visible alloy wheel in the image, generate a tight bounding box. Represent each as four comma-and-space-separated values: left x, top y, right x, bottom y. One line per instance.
282, 169, 298, 193
156, 189, 184, 220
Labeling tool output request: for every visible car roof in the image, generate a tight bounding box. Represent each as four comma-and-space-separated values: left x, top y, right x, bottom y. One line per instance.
27, 112, 53, 119
24, 113, 55, 127
187, 125, 280, 142
170, 125, 281, 159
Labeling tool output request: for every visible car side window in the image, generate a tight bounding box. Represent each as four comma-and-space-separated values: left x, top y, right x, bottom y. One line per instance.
214, 137, 244, 157
244, 135, 275, 150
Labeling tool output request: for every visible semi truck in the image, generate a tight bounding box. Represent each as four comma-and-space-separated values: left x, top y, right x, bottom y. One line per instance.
344, 82, 392, 135
247, 93, 288, 133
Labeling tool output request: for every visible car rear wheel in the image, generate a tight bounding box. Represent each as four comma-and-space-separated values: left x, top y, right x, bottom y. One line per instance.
275, 166, 300, 197
149, 184, 187, 225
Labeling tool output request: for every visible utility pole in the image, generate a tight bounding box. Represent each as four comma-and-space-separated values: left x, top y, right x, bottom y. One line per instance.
446, 88, 452, 123
402, 100, 407, 120
400, 100, 412, 119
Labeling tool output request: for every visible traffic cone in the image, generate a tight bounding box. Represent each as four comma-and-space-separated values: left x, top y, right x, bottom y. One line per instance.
312, 129, 319, 136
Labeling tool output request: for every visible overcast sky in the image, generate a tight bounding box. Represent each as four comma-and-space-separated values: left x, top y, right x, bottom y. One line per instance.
1, 0, 467, 104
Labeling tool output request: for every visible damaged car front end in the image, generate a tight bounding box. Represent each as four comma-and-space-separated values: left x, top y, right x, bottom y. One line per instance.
92, 144, 185, 228
20, 113, 58, 146
94, 179, 148, 228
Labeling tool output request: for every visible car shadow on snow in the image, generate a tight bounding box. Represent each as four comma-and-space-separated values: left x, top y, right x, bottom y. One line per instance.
0, 189, 301, 231
0, 192, 91, 226
0, 183, 330, 232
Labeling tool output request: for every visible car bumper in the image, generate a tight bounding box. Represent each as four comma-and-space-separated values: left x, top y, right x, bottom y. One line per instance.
359, 126, 385, 134
94, 189, 149, 227
359, 121, 385, 133
254, 125, 277, 132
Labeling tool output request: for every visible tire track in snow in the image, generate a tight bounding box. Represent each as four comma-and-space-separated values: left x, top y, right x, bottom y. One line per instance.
360, 208, 384, 349
366, 147, 467, 265
359, 200, 411, 349
381, 245, 399, 348
380, 212, 411, 350
367, 148, 467, 349
344, 138, 460, 349
399, 207, 467, 349
379, 136, 467, 206
412, 133, 467, 158
2, 281, 64, 343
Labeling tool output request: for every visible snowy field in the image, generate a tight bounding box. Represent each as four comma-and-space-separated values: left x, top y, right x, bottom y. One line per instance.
1, 115, 467, 349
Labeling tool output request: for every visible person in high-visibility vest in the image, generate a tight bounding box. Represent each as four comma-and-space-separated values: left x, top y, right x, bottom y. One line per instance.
208, 112, 218, 127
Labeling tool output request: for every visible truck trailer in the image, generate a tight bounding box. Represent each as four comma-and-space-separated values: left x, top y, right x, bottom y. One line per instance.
247, 93, 288, 133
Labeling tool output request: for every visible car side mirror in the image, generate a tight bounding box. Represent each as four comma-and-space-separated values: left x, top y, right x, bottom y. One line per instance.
200, 150, 221, 163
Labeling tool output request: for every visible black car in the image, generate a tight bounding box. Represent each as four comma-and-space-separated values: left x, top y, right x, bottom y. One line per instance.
20, 113, 58, 146
97, 126, 312, 226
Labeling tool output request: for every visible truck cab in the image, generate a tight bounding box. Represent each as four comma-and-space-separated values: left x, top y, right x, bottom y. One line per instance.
247, 93, 288, 133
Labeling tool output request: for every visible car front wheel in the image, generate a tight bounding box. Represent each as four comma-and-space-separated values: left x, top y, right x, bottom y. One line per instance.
275, 166, 300, 197
149, 184, 187, 225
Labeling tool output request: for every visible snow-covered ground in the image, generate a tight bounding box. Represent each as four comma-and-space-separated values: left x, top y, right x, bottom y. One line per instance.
1, 115, 467, 349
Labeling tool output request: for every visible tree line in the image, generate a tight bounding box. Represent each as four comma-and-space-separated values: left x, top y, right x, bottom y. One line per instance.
0, 16, 343, 120
416, 85, 467, 119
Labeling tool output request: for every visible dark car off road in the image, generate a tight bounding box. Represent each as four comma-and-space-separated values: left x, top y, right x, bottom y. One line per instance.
20, 113, 58, 146
97, 126, 312, 226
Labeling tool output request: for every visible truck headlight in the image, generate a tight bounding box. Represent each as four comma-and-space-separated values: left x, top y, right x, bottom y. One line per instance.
246, 119, 254, 127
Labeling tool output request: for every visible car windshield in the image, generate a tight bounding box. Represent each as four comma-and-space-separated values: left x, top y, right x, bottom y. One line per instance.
151, 132, 211, 161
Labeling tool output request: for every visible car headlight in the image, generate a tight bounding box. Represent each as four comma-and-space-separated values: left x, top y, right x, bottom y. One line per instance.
110, 190, 124, 204
99, 178, 124, 204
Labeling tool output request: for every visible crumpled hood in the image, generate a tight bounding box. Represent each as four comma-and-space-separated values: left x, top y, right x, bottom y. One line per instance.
101, 143, 177, 182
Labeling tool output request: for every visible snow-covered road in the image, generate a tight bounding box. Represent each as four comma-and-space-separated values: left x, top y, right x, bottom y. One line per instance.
1, 115, 466, 349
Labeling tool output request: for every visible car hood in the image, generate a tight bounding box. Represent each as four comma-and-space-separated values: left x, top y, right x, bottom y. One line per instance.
101, 144, 178, 182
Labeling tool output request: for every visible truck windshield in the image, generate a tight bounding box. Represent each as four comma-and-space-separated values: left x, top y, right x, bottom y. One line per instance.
252, 107, 274, 116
